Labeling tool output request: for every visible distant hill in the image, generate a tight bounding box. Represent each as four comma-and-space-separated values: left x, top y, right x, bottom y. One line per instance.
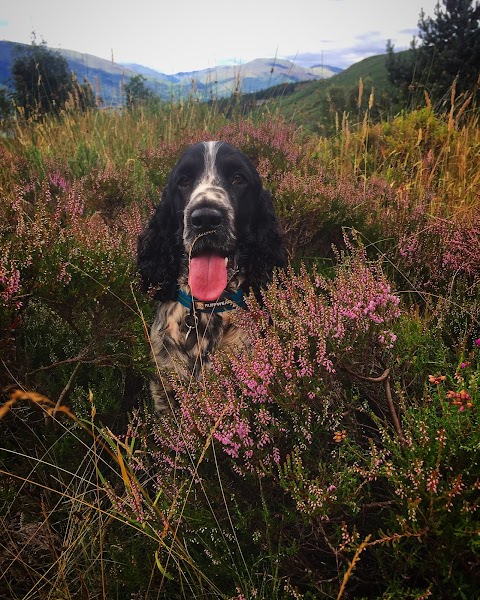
323, 53, 391, 89
0, 40, 341, 105
122, 57, 340, 98
250, 53, 397, 131
310, 64, 343, 77
0, 40, 172, 104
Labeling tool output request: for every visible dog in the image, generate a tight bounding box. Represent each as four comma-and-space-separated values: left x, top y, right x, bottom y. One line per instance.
137, 141, 286, 412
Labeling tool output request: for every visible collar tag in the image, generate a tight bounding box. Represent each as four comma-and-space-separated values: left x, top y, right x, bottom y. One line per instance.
177, 288, 247, 312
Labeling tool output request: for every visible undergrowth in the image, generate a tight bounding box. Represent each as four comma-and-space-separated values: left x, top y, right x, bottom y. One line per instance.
1, 88, 479, 598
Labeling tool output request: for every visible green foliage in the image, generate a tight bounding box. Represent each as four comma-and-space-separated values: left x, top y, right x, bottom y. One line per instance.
373, 366, 480, 597
0, 86, 12, 122
386, 0, 480, 105
11, 35, 73, 119
257, 54, 398, 133
124, 74, 156, 110
10, 35, 97, 122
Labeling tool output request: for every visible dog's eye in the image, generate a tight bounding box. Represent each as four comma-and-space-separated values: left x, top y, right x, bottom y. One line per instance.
230, 173, 246, 186
178, 176, 192, 188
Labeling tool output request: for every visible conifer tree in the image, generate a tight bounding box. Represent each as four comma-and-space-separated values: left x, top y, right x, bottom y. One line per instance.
12, 35, 73, 119
124, 74, 154, 110
387, 0, 480, 103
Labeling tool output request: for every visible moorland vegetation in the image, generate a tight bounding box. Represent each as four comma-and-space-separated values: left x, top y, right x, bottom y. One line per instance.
1, 2, 479, 598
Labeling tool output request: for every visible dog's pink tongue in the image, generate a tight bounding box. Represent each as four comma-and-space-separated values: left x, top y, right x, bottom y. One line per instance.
188, 254, 227, 301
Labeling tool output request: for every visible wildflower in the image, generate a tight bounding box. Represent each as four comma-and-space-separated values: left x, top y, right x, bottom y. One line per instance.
446, 389, 473, 411
333, 430, 347, 443
235, 588, 247, 600
475, 338, 480, 347
460, 361, 471, 369
426, 469, 440, 494
428, 374, 446, 385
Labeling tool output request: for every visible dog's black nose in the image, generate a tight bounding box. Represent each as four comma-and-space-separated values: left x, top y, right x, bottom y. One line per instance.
190, 206, 223, 230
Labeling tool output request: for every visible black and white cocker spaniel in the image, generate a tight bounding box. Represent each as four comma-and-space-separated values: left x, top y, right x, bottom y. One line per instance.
137, 141, 286, 412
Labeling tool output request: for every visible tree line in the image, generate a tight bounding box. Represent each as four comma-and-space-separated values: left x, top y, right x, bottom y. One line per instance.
1, 1, 478, 123
0, 34, 155, 122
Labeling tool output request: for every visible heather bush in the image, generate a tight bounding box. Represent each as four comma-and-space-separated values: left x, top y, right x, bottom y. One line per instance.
0, 164, 151, 416
398, 212, 480, 291
369, 344, 480, 598
139, 234, 399, 477
106, 279, 480, 598
312, 97, 480, 302
103, 235, 406, 595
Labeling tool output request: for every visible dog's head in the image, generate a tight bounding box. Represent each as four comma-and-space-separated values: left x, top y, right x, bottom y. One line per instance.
137, 141, 286, 301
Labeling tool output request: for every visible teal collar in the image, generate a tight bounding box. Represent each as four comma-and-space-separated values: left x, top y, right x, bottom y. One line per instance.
177, 288, 247, 312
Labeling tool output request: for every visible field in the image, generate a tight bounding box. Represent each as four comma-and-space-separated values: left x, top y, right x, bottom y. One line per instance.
1, 87, 479, 599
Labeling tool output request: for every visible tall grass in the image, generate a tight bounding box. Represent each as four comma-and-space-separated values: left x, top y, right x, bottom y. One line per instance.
8, 101, 227, 174
315, 86, 480, 216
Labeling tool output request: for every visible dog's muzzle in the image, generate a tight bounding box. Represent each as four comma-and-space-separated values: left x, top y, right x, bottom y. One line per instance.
183, 192, 236, 301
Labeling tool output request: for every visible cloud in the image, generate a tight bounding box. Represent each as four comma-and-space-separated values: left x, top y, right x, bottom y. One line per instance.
284, 52, 329, 68
2, 0, 440, 74
355, 30, 382, 42
399, 28, 418, 36
285, 31, 390, 70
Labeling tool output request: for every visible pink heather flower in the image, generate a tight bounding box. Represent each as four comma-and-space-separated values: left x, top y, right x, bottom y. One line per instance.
475, 339, 480, 347
132, 233, 402, 482
49, 171, 67, 191
426, 469, 440, 494
0, 253, 21, 307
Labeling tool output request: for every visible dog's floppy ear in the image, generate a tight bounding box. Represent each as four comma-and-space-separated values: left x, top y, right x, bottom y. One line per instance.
137, 186, 183, 301
241, 187, 286, 291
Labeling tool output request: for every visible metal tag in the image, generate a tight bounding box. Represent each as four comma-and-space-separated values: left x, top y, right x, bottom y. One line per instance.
184, 312, 198, 350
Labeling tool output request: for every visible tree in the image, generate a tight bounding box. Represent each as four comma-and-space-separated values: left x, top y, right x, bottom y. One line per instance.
71, 75, 98, 111
124, 74, 154, 110
386, 0, 480, 103
12, 35, 73, 119
0, 87, 12, 123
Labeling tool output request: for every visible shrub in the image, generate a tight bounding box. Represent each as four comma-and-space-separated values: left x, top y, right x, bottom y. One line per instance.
109, 235, 408, 596
0, 166, 151, 414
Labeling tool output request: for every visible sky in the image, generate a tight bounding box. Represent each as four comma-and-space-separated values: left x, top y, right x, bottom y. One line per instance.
1, 0, 440, 74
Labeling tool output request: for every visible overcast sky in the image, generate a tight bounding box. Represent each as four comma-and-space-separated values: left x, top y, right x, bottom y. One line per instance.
1, 0, 439, 73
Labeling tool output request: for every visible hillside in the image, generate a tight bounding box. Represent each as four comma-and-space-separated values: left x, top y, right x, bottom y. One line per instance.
249, 53, 396, 131
0, 40, 340, 104
121, 57, 340, 99
0, 40, 146, 104
325, 52, 391, 88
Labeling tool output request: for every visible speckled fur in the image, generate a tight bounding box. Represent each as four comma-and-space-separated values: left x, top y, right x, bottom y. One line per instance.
137, 141, 286, 413
149, 289, 247, 412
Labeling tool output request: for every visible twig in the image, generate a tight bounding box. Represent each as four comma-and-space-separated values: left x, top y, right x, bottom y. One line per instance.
318, 521, 345, 565
344, 367, 405, 447
28, 355, 87, 374
45, 362, 82, 431
344, 366, 391, 383
384, 374, 406, 447
27, 353, 117, 375
336, 534, 371, 600
361, 500, 396, 511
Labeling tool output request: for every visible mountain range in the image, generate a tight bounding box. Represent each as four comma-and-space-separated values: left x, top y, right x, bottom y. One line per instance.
0, 40, 342, 104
